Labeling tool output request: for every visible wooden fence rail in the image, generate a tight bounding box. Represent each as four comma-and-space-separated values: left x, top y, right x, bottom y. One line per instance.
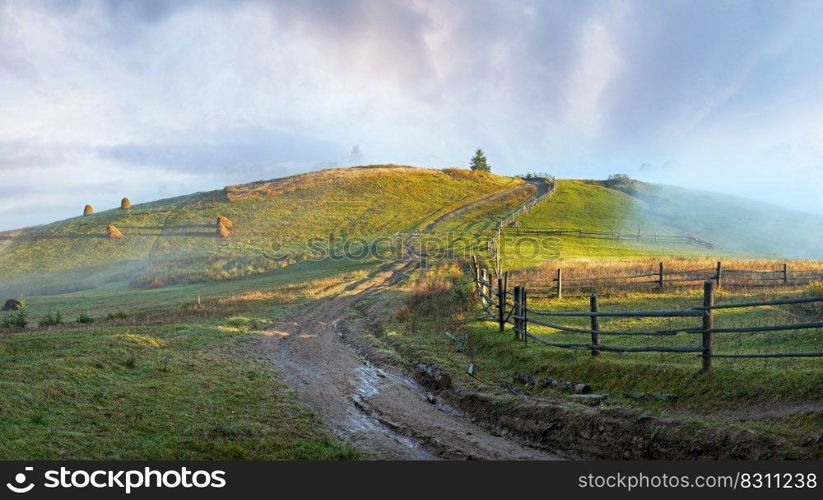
503, 227, 715, 249
470, 258, 823, 371
515, 261, 823, 298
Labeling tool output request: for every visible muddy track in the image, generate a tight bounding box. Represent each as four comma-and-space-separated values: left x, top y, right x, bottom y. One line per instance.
258, 181, 563, 460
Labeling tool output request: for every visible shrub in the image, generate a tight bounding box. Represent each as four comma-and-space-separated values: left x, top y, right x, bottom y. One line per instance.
76, 311, 94, 324
2, 309, 28, 329
606, 174, 631, 187
121, 197, 131, 209
395, 278, 471, 323
107, 223, 124, 239
216, 215, 234, 229
217, 222, 231, 238
83, 204, 94, 216
105, 310, 128, 320
38, 311, 63, 327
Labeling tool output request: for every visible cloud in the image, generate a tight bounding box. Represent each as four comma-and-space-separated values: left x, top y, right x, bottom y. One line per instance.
1, 0, 823, 230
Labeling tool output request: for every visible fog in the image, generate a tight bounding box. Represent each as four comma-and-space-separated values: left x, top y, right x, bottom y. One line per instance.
2, 0, 823, 230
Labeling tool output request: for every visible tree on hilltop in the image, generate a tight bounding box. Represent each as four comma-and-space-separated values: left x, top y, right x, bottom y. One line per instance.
470, 149, 490, 172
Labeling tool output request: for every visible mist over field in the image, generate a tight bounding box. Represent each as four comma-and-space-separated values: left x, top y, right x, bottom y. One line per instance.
620, 182, 823, 259
2, 0, 823, 230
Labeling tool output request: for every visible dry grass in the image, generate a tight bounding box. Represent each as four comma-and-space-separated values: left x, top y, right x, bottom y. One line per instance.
216, 222, 230, 238
225, 165, 441, 201
509, 257, 823, 295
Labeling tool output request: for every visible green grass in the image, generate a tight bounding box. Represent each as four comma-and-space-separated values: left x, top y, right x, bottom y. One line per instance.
0, 262, 370, 460
10, 258, 374, 324
499, 179, 823, 270
379, 269, 822, 443
0, 324, 358, 460
495, 180, 710, 269
1, 168, 821, 458
0, 166, 520, 294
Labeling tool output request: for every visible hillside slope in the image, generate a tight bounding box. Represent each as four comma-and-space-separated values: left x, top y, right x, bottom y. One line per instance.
0, 166, 521, 295
508, 179, 823, 262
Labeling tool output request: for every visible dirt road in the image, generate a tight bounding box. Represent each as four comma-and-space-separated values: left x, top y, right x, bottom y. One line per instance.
258, 180, 563, 459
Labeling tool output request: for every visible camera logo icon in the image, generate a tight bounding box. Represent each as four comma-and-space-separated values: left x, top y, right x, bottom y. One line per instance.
6, 467, 35, 494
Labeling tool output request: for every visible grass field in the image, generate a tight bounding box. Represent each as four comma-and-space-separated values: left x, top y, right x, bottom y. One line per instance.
379, 263, 822, 446
1, 167, 821, 459
0, 260, 369, 459
497, 179, 823, 270
0, 166, 520, 295
507, 257, 823, 296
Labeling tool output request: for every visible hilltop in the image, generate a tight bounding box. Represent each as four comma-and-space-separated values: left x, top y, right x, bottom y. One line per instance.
1, 168, 822, 296
0, 166, 523, 295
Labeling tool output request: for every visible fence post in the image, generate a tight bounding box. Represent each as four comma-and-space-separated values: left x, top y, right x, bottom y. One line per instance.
702, 280, 715, 372
480, 268, 488, 308
659, 261, 664, 291
590, 293, 600, 357
513, 286, 522, 340
556, 268, 563, 300
522, 288, 528, 346
497, 277, 505, 332
715, 261, 722, 288
783, 263, 788, 285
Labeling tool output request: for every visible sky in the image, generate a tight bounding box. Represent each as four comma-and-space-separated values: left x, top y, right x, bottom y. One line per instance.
1, 0, 823, 230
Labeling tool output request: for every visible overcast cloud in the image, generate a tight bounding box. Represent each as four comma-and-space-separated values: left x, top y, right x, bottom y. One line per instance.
1, 0, 823, 229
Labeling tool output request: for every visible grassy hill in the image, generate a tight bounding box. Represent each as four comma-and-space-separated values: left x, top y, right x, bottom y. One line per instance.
499, 179, 823, 268
1, 167, 821, 460
0, 166, 521, 296
3, 172, 821, 295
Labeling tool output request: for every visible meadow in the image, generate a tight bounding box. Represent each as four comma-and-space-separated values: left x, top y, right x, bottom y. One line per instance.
380, 264, 822, 450
0, 166, 520, 295
0, 260, 370, 459
1, 166, 821, 459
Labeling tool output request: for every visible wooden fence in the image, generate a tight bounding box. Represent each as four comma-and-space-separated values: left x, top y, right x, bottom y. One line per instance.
503, 227, 714, 249
496, 182, 556, 230
470, 259, 823, 370
516, 261, 823, 298
487, 180, 556, 272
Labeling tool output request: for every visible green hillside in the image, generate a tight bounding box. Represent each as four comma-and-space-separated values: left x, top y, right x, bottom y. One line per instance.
0, 166, 521, 295
2, 171, 821, 296
500, 179, 823, 267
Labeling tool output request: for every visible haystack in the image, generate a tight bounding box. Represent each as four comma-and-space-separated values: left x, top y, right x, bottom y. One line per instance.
107, 223, 124, 239
2, 298, 23, 311
83, 204, 94, 216
216, 215, 234, 229
121, 197, 131, 209
217, 222, 231, 238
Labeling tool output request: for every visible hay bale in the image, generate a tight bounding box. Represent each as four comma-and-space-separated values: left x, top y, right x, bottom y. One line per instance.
2, 298, 23, 311
216, 215, 234, 229
216, 222, 231, 238
83, 204, 94, 216
121, 197, 131, 209
107, 223, 124, 239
